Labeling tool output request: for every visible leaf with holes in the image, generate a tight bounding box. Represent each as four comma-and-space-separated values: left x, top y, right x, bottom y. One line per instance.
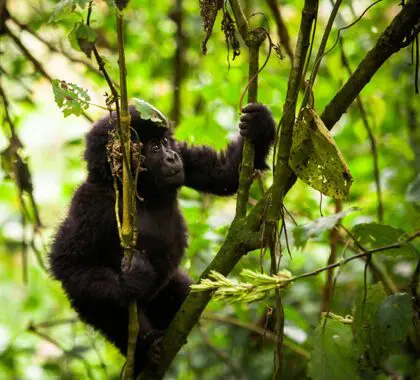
52, 79, 90, 118
289, 107, 353, 199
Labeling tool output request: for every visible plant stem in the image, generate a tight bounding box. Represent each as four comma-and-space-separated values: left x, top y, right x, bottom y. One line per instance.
116, 7, 138, 380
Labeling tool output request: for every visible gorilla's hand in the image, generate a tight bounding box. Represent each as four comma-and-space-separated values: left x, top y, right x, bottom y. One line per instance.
239, 103, 276, 145
121, 249, 156, 303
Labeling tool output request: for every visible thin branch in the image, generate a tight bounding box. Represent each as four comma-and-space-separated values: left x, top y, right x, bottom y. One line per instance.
229, 0, 266, 218
289, 231, 420, 283
115, 4, 139, 379
301, 0, 343, 108
320, 199, 342, 312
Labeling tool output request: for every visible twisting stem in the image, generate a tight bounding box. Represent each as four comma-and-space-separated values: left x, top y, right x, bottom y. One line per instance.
266, 0, 294, 62
321, 199, 342, 312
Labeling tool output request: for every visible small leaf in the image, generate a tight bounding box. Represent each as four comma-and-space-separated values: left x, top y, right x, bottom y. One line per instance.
289, 107, 353, 199
292, 208, 357, 249
406, 174, 420, 204
52, 79, 90, 117
308, 319, 359, 380
352, 223, 419, 259
132, 98, 169, 128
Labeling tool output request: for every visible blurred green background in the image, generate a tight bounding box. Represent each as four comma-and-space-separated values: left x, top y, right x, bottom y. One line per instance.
0, 0, 419, 379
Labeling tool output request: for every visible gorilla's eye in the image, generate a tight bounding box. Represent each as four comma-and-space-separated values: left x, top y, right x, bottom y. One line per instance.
151, 142, 160, 152
162, 137, 168, 147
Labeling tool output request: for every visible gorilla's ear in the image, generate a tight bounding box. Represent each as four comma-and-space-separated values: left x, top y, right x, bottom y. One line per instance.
85, 115, 114, 183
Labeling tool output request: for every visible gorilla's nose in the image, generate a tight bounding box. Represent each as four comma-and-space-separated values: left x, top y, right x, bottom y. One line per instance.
165, 150, 178, 165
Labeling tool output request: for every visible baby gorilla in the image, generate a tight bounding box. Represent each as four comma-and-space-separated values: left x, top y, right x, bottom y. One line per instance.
49, 103, 275, 374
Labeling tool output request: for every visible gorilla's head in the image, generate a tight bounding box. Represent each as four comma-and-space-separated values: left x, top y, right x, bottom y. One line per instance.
85, 106, 184, 198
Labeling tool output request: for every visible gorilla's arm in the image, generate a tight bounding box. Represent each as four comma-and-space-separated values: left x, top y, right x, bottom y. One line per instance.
49, 182, 157, 306
178, 103, 275, 196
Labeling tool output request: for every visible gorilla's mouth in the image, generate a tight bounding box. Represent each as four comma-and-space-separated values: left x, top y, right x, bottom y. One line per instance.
166, 169, 181, 178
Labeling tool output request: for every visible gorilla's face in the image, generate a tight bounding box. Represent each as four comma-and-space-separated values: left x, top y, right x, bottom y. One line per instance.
141, 134, 185, 189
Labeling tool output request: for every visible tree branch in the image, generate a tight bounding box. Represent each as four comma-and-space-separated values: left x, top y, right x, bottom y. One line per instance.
321, 0, 420, 130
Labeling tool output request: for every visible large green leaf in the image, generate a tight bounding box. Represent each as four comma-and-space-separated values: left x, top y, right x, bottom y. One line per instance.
352, 223, 419, 259
308, 319, 359, 380
289, 107, 353, 199
377, 293, 412, 350
352, 284, 411, 372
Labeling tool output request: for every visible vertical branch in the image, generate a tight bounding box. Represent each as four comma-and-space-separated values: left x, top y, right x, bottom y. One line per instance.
264, 1, 318, 375
228, 0, 266, 218
300, 0, 343, 108
115, 2, 138, 379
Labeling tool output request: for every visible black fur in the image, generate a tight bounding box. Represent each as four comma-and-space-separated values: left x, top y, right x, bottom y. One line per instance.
49, 103, 275, 374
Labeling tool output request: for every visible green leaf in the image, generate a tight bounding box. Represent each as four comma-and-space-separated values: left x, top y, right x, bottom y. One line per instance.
52, 79, 90, 117
292, 208, 357, 249
352, 223, 419, 259
353, 283, 387, 368
377, 293, 412, 350
289, 107, 353, 199
406, 174, 420, 204
308, 319, 359, 380
132, 98, 169, 128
